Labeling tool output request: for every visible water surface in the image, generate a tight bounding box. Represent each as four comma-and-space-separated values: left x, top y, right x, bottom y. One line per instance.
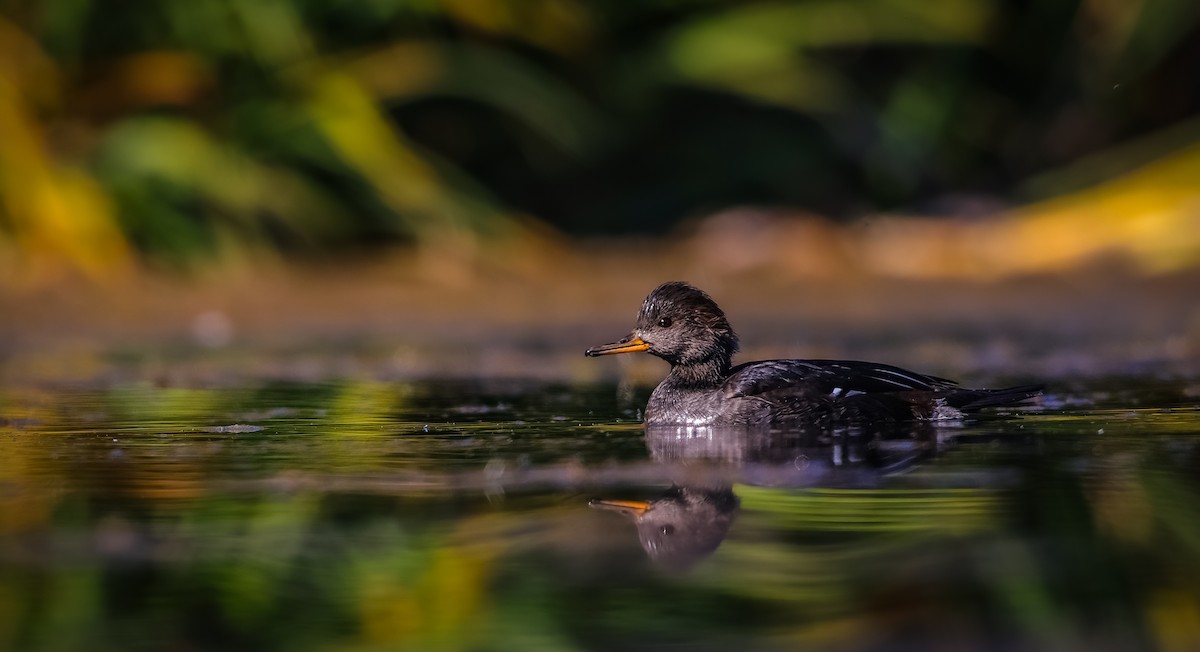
2, 377, 1200, 651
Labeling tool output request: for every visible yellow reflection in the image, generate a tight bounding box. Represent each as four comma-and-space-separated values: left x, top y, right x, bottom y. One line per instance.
740, 485, 1000, 533
1149, 589, 1200, 652
355, 523, 497, 649
0, 439, 63, 533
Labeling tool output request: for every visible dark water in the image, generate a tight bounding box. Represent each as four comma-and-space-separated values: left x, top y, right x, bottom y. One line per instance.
3, 377, 1200, 651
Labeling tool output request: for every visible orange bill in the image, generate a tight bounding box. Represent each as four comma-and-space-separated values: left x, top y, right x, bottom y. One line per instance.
589, 498, 653, 516
585, 336, 649, 357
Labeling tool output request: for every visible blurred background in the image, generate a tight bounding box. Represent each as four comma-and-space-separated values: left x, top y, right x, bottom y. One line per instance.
1, 0, 1199, 380
4, 4, 1200, 652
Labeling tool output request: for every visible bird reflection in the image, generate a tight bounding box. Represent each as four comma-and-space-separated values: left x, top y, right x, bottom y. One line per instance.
591, 487, 739, 572
592, 423, 941, 571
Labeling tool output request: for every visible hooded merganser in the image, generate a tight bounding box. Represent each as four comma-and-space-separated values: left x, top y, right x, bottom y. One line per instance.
586, 282, 1043, 427
591, 487, 739, 572
589, 426, 945, 570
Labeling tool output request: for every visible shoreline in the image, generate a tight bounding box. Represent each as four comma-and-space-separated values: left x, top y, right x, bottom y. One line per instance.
2, 243, 1198, 387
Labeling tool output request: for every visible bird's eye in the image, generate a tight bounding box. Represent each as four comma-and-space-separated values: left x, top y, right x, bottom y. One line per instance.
661, 524, 675, 535
657, 316, 673, 328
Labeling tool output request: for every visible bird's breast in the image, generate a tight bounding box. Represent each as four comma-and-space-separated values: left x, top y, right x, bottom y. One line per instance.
644, 383, 763, 426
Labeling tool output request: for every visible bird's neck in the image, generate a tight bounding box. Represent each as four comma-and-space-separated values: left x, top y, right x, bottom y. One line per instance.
666, 355, 730, 389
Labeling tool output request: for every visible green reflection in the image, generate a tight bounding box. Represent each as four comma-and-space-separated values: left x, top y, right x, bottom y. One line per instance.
0, 380, 1198, 650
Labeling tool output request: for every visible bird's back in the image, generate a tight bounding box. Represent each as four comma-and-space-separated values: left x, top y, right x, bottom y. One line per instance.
728, 359, 1041, 424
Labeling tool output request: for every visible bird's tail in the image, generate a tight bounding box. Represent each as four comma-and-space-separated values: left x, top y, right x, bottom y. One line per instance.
946, 384, 1045, 411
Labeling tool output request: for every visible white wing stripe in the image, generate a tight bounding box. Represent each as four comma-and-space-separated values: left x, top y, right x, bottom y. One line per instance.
870, 368, 933, 388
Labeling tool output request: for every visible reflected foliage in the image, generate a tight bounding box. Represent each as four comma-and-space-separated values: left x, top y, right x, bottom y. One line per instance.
592, 423, 942, 571
2, 379, 1200, 650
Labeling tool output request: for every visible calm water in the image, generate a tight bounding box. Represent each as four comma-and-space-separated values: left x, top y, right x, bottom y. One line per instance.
3, 377, 1200, 651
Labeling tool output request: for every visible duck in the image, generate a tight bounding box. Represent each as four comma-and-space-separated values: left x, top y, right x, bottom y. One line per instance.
586, 281, 1042, 427
590, 487, 739, 572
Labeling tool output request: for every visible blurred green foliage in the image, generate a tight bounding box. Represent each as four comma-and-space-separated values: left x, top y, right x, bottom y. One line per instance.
0, 0, 1198, 273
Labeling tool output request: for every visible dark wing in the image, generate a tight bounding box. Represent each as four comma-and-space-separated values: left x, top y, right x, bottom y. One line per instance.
724, 359, 959, 400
